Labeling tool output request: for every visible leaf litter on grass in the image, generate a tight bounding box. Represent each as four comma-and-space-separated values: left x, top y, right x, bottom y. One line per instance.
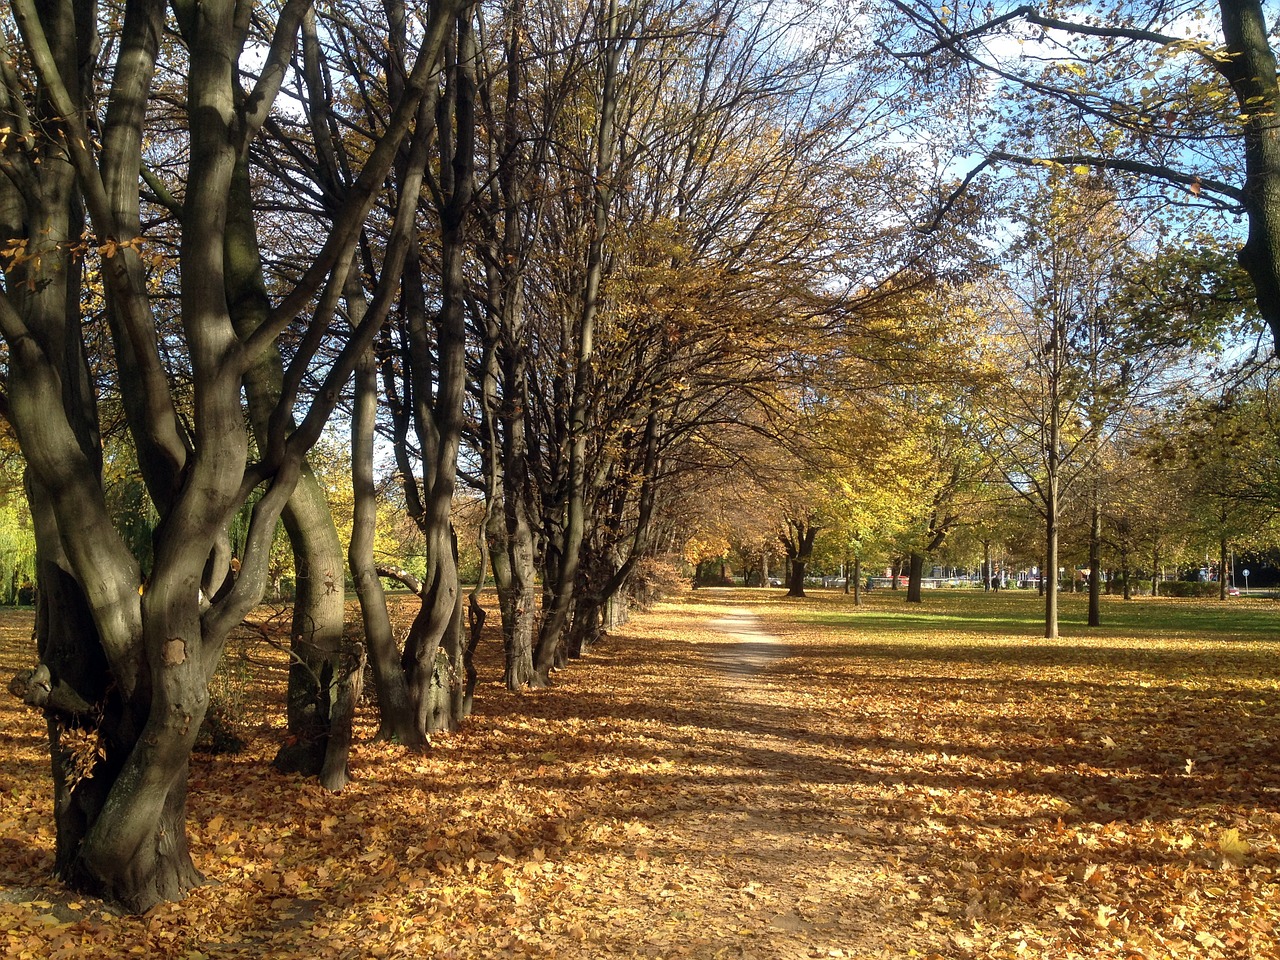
0, 589, 1277, 959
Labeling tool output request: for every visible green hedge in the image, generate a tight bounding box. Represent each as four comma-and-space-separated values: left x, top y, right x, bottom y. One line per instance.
1157, 581, 1225, 598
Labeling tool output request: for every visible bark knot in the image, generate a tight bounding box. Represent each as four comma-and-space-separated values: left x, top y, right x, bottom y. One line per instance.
163, 638, 187, 666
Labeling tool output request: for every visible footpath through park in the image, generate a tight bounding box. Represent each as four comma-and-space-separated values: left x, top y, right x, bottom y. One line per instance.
528, 603, 935, 959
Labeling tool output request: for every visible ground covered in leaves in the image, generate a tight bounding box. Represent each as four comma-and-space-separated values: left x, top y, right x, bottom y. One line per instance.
1, 588, 1278, 959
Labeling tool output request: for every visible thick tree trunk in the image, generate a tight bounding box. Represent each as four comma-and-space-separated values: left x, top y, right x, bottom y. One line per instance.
781, 519, 818, 599
786, 560, 806, 597
23, 488, 207, 914
319, 642, 366, 792
906, 552, 924, 603
225, 155, 349, 780
1219, 0, 1280, 351
271, 474, 348, 778
400, 527, 465, 737
3, 3, 209, 910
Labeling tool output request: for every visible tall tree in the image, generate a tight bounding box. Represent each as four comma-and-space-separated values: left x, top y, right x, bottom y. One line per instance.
971, 176, 1132, 637
1, 0, 463, 910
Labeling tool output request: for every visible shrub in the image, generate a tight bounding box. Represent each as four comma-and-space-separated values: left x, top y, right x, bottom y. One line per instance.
631, 558, 688, 608
1158, 581, 1222, 598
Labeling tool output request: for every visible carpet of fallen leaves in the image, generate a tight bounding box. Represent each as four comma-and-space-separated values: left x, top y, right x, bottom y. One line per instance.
1, 587, 1278, 959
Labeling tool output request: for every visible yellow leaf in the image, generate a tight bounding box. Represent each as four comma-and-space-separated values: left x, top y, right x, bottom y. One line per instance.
1219, 827, 1249, 864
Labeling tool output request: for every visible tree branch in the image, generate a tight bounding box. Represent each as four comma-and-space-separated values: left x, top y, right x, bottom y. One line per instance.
890, 1, 1216, 64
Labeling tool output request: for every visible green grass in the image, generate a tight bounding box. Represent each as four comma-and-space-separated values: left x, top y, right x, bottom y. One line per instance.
678, 586, 1280, 691
687, 584, 1278, 640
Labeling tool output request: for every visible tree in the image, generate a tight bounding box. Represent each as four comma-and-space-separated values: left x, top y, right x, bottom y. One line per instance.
0, 425, 35, 601
887, 0, 1280, 354
780, 512, 822, 598
971, 176, 1133, 637
1, 0, 463, 910
1175, 379, 1280, 595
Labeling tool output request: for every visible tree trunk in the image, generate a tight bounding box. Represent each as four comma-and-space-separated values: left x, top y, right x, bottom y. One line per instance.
781, 519, 818, 598
399, 15, 475, 734
533, 0, 624, 683
1045, 493, 1059, 639
25, 479, 214, 914
473, 0, 546, 692
568, 592, 604, 659
225, 153, 350, 781
319, 642, 366, 792
350, 344, 423, 747
3, 1, 210, 911
853, 556, 862, 606
1219, 535, 1229, 601
270, 476, 348, 778
786, 559, 807, 597
4, 0, 463, 915
1219, 0, 1280, 351
906, 552, 924, 603
495, 331, 539, 688
1088, 500, 1102, 627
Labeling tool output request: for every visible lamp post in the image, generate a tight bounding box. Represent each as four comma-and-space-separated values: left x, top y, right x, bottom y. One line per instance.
1243, 568, 1251, 596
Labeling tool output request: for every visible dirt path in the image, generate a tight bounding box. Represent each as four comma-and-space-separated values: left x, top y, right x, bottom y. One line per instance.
542, 605, 928, 959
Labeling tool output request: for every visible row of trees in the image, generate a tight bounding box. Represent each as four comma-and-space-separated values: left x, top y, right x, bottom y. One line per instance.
0, 0, 967, 910
0, 0, 1275, 913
